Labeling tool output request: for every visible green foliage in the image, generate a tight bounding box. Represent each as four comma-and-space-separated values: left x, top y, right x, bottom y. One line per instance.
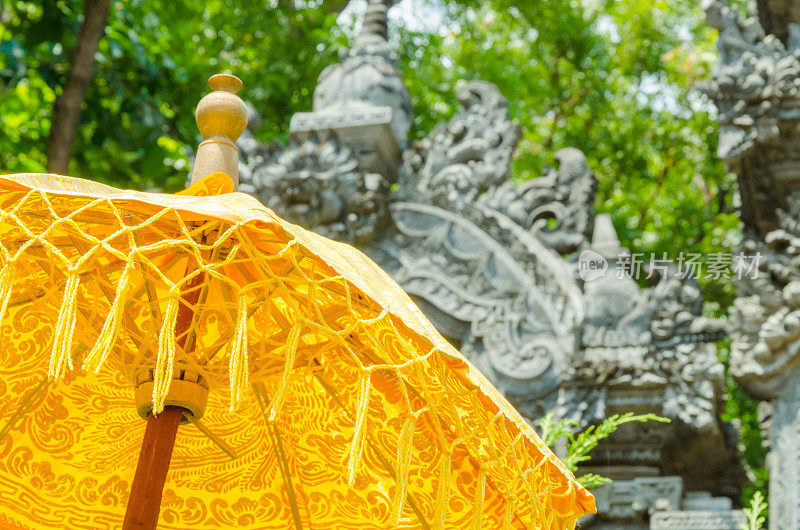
718, 338, 768, 509
538, 412, 671, 489
1, 0, 347, 189
741, 491, 767, 530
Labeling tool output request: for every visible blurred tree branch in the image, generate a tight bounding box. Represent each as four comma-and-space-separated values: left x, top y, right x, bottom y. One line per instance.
46, 0, 111, 174
324, 0, 351, 14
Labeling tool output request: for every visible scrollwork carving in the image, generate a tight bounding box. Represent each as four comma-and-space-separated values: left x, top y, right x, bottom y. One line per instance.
730, 192, 800, 397
400, 81, 521, 205
479, 147, 597, 254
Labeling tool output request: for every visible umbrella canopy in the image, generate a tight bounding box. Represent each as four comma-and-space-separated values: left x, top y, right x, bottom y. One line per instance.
0, 77, 595, 529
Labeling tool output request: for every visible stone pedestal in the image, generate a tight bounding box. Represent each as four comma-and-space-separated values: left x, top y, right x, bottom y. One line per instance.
649, 510, 746, 530
585, 476, 745, 529
728, 245, 800, 529
290, 104, 401, 180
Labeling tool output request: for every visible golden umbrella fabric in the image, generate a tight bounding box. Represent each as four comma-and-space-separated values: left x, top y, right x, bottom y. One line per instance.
0, 170, 595, 529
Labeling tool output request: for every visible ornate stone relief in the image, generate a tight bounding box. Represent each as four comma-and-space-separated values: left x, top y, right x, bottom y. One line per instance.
478, 146, 597, 255
593, 476, 683, 523
701, 0, 800, 162
400, 81, 522, 206
565, 217, 726, 430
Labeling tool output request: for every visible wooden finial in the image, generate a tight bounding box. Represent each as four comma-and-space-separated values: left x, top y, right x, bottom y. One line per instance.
190, 74, 248, 189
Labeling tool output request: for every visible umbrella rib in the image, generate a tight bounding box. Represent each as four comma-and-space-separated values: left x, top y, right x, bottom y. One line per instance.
0, 378, 51, 444
202, 283, 284, 365
129, 216, 175, 335
134, 258, 164, 340
23, 252, 136, 364
181, 234, 226, 360
186, 417, 238, 459
122, 251, 190, 355
29, 235, 154, 360
252, 382, 307, 530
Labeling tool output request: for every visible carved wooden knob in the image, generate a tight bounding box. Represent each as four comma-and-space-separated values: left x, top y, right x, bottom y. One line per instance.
195, 74, 247, 143
190, 74, 248, 188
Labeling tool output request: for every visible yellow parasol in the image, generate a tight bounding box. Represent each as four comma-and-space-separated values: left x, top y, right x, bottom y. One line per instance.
0, 75, 595, 529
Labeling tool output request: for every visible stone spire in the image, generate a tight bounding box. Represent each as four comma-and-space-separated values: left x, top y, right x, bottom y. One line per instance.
355, 0, 391, 45
343, 0, 399, 63
590, 213, 624, 260
288, 0, 411, 179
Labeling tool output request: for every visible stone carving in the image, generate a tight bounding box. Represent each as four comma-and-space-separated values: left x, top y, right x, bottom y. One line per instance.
730, 244, 800, 397
725, 193, 800, 529
565, 218, 726, 435
702, 0, 800, 236
706, 1, 800, 527
479, 147, 597, 254
701, 0, 800, 161
585, 478, 746, 529
401, 81, 521, 205
241, 136, 390, 245
313, 0, 411, 146
592, 476, 683, 523
371, 200, 580, 400
239, 2, 742, 526
766, 380, 800, 529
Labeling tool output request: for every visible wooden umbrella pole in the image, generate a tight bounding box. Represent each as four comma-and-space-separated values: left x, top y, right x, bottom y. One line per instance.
123, 273, 205, 529
122, 405, 183, 529
123, 73, 246, 529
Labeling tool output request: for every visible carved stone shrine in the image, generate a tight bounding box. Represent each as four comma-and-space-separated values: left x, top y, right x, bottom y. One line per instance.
238, 1, 745, 527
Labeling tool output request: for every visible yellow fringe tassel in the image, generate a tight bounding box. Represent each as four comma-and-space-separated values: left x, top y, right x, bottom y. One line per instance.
470, 467, 487, 530
228, 292, 249, 411
268, 322, 302, 422
48, 273, 80, 379
347, 370, 372, 486
0, 261, 16, 325
434, 453, 452, 530
503, 497, 515, 530
83, 265, 131, 373
390, 414, 416, 526
153, 294, 180, 414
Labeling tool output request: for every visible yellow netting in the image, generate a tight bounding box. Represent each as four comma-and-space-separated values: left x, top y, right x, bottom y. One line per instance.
0, 173, 595, 529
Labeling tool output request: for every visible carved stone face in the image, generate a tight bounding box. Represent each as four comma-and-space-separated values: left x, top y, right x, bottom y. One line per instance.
247, 138, 390, 245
